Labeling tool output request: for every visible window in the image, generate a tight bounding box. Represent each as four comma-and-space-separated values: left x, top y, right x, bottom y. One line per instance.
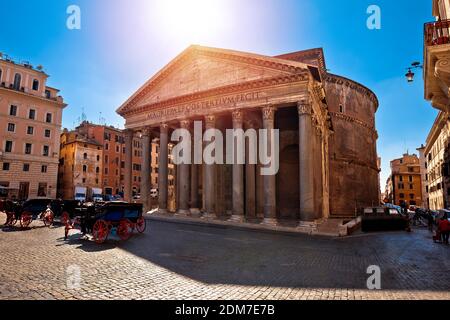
83, 153, 87, 160
105, 168, 109, 174
96, 167, 100, 174
105, 143, 109, 150
27, 126, 34, 135
7, 123, 15, 132
43, 145, 49, 157
82, 178, 86, 184
45, 90, 51, 99
96, 155, 100, 161
13, 73, 21, 90
116, 145, 120, 153
0, 69, 2, 82
409, 194, 415, 200
2, 163, 10, 171
29, 109, 36, 120
9, 105, 17, 116
5, 141, 13, 153
409, 175, 413, 182
44, 129, 51, 138
399, 193, 405, 199
37, 183, 47, 197
46, 113, 52, 123
105, 155, 108, 163
32, 79, 39, 91
399, 176, 403, 182
410, 184, 413, 189
83, 165, 87, 173
339, 105, 344, 113
23, 164, 30, 172
25, 143, 32, 155
41, 165, 47, 173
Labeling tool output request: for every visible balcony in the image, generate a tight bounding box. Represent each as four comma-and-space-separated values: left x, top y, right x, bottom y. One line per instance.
424, 19, 450, 113
425, 20, 450, 46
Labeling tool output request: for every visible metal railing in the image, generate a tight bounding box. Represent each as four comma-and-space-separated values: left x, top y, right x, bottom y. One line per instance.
425, 19, 450, 46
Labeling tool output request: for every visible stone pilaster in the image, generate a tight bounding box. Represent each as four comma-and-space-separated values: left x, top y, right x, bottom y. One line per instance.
261, 106, 277, 226
298, 100, 315, 221
123, 129, 134, 203
230, 110, 245, 222
158, 123, 169, 214
190, 127, 201, 216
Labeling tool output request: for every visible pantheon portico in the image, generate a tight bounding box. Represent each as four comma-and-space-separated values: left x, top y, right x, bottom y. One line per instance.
117, 45, 380, 226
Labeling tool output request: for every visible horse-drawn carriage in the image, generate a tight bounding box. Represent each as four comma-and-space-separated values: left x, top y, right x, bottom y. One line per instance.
0, 199, 83, 228
64, 202, 146, 244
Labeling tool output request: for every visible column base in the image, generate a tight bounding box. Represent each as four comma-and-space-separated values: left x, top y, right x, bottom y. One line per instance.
189, 208, 202, 217
201, 212, 215, 220
228, 215, 245, 223
158, 208, 169, 215
262, 218, 278, 226
176, 209, 190, 216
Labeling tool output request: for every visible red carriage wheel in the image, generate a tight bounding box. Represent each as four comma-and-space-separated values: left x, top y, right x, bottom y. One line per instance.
136, 217, 146, 234
61, 211, 70, 225
117, 219, 132, 241
20, 212, 33, 228
92, 220, 109, 244
43, 210, 54, 227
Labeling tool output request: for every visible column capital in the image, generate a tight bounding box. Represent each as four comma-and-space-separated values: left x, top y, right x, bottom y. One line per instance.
232, 109, 244, 124
160, 123, 169, 133
262, 105, 276, 121
205, 115, 216, 128
180, 119, 191, 129
141, 127, 152, 137
297, 100, 312, 115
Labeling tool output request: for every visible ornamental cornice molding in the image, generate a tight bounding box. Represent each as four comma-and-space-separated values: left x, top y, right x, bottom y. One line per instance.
123, 74, 309, 117
324, 74, 379, 108
329, 112, 376, 132
118, 47, 311, 115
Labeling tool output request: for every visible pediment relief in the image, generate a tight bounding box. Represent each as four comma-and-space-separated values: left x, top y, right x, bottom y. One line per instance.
117, 46, 310, 115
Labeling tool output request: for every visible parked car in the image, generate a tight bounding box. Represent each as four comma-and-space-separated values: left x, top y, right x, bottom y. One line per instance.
361, 207, 409, 232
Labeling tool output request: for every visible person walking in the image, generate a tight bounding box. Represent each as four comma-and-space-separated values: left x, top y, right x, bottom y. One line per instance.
438, 213, 450, 244
427, 210, 434, 232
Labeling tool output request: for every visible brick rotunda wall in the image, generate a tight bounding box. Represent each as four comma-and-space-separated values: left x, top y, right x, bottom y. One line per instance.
324, 74, 379, 217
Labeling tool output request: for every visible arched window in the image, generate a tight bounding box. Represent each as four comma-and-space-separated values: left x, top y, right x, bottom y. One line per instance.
83, 165, 87, 172
32, 79, 39, 91
83, 153, 87, 159
13, 73, 21, 90
96, 167, 100, 173
339, 104, 344, 113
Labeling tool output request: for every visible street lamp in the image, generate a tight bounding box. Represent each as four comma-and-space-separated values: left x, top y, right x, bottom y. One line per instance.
405, 62, 423, 83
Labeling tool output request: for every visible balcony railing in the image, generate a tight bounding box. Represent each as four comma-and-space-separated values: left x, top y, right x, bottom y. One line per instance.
425, 19, 450, 46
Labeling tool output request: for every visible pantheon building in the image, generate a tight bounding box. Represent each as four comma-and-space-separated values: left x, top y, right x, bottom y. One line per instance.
117, 45, 379, 226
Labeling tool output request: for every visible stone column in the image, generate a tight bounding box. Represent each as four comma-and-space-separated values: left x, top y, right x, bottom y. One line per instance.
177, 120, 191, 216
158, 123, 169, 214
262, 106, 277, 226
204, 115, 216, 218
298, 100, 315, 221
141, 128, 152, 213
245, 121, 257, 219
190, 128, 201, 216
124, 129, 134, 203
230, 110, 245, 222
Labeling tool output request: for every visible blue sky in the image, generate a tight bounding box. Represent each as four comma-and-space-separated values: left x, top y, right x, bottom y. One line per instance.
0, 0, 436, 188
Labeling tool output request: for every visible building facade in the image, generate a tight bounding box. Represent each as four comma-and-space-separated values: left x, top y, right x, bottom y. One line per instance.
0, 54, 66, 200
117, 45, 380, 222
58, 130, 103, 200
416, 144, 429, 208
423, 112, 450, 210
388, 154, 423, 207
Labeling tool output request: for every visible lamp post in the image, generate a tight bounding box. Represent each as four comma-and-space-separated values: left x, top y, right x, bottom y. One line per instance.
405, 62, 423, 83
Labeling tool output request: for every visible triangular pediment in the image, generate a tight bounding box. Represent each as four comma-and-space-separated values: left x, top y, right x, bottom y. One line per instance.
117, 45, 311, 114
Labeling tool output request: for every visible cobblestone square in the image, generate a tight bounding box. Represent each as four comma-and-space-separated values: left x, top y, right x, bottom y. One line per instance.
0, 216, 449, 300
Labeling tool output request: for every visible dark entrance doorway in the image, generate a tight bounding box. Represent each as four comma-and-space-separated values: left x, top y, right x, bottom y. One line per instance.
277, 145, 299, 220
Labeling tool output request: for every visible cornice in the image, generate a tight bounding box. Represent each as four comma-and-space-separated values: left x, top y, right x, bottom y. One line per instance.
324, 73, 379, 109
329, 112, 376, 134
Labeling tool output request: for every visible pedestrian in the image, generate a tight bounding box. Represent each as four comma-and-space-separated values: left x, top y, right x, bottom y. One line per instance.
438, 213, 450, 244
427, 210, 434, 232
